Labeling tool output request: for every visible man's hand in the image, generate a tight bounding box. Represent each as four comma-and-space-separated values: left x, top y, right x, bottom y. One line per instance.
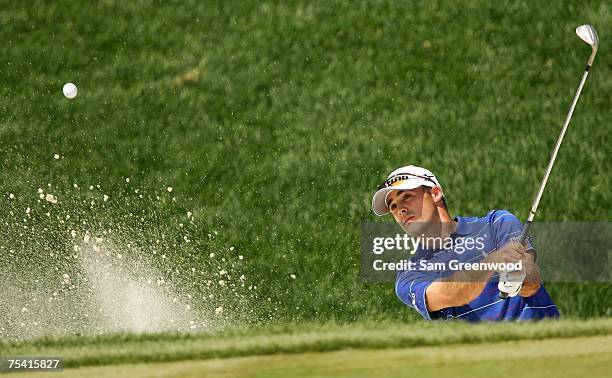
498, 270, 525, 297
491, 242, 527, 297
491, 242, 541, 298
518, 251, 541, 297
486, 241, 526, 265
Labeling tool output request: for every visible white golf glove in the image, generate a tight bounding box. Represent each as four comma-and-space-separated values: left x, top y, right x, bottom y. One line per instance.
498, 270, 526, 298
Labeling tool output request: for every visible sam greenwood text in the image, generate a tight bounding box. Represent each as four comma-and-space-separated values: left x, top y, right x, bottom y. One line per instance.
373, 259, 523, 272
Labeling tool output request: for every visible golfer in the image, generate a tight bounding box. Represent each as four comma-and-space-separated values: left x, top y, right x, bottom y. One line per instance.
372, 165, 559, 321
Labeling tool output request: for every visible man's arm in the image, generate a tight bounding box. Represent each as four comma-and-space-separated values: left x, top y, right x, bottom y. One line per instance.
425, 242, 526, 311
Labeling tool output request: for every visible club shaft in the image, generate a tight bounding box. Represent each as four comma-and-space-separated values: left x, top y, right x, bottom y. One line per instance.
523, 68, 590, 229
501, 68, 592, 300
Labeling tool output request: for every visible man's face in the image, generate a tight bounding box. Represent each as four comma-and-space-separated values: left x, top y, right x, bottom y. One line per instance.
386, 187, 439, 235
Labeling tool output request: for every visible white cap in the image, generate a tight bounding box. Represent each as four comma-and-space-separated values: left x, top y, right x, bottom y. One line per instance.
371, 165, 442, 216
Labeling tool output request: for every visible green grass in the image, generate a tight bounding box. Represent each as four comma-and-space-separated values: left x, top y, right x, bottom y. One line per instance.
0, 0, 610, 330
13, 336, 608, 378
1, 318, 611, 368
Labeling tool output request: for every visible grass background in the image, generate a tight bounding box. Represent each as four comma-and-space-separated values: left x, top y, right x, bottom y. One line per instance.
0, 0, 610, 330
4, 336, 612, 377
40, 336, 612, 378
1, 318, 611, 367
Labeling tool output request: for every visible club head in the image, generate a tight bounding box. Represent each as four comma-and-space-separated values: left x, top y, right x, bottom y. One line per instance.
576, 24, 598, 47
576, 24, 599, 66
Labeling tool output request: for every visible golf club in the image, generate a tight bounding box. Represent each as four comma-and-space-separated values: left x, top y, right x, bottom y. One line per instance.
499, 24, 599, 299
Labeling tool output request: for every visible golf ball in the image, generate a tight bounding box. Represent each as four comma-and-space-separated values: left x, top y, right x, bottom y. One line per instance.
62, 83, 78, 99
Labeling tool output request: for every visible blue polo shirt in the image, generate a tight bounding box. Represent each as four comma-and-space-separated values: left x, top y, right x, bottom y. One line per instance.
395, 210, 560, 321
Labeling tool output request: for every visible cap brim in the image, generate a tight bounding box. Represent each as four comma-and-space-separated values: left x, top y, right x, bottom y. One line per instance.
371, 182, 424, 216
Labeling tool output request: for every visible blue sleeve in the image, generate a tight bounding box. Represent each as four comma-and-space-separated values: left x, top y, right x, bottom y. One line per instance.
489, 210, 535, 252
395, 270, 433, 320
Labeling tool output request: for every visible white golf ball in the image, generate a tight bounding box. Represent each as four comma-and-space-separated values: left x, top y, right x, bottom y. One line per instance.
62, 83, 78, 99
